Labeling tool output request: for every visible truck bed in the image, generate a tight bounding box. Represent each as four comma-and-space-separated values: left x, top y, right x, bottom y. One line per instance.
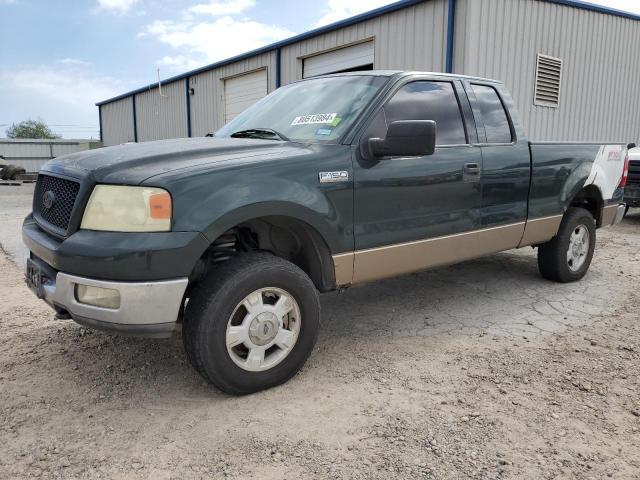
528, 142, 626, 220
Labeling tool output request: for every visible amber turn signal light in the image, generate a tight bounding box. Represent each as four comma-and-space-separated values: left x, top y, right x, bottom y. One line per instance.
149, 192, 172, 219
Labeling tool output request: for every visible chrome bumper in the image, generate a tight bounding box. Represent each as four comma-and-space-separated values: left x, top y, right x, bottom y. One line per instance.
612, 204, 626, 226
601, 203, 626, 227
39, 270, 188, 338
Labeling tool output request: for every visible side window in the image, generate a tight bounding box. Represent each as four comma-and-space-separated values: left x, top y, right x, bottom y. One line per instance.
471, 84, 513, 144
382, 81, 467, 146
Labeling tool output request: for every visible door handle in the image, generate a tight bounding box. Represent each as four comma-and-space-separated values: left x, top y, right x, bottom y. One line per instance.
463, 163, 480, 175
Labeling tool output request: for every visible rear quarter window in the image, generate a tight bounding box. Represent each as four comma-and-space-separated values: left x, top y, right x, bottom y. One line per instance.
471, 84, 513, 144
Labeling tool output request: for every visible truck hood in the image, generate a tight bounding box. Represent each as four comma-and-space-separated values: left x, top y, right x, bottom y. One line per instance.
40, 137, 308, 184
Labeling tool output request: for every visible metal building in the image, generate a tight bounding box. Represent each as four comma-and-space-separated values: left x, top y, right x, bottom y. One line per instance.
97, 0, 640, 146
0, 139, 102, 172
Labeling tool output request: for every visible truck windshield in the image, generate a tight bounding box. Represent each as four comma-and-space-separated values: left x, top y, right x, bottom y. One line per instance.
215, 75, 388, 143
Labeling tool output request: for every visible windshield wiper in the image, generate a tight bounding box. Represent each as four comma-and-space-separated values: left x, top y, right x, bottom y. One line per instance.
230, 128, 290, 141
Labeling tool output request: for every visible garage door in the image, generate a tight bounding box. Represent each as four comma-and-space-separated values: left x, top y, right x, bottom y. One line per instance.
224, 69, 268, 123
303, 41, 374, 78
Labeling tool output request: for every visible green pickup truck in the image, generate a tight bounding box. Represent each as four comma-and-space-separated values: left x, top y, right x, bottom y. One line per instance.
23, 71, 628, 394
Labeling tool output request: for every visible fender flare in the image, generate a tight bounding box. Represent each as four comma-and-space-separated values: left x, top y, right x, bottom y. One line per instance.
200, 202, 340, 291
202, 201, 339, 249
565, 183, 604, 226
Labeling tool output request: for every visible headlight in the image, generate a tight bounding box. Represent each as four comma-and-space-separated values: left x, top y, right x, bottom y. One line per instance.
81, 185, 171, 232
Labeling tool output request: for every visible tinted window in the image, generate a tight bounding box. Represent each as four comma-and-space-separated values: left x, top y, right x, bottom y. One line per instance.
382, 81, 467, 145
471, 84, 512, 144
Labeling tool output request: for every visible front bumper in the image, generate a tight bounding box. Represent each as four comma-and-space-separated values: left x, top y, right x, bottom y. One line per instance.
21, 215, 204, 337
31, 255, 188, 337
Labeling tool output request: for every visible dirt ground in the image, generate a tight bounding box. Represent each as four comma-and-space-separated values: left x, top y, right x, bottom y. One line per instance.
0, 189, 639, 479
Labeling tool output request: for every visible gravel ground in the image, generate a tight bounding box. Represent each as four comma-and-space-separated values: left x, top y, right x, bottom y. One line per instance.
0, 187, 639, 479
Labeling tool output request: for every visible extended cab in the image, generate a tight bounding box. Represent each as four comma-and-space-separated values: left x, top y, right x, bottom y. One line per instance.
23, 72, 628, 394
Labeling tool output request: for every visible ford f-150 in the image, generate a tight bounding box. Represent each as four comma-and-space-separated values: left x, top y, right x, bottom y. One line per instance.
22, 71, 628, 394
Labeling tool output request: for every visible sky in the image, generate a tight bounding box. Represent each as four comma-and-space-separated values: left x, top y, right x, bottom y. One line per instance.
0, 0, 639, 139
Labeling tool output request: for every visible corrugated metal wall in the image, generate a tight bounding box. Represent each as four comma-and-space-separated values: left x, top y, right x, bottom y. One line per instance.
0, 140, 99, 172
100, 97, 135, 146
135, 81, 188, 142
454, 0, 640, 143
98, 1, 447, 145
189, 51, 276, 136
280, 0, 448, 84
98, 0, 640, 145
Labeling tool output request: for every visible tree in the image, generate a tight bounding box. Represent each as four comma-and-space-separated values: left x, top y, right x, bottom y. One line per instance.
6, 119, 60, 139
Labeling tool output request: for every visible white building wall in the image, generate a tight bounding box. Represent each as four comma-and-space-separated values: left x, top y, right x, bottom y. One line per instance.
97, 0, 640, 145
100, 97, 134, 146
135, 81, 188, 142
189, 51, 277, 136
454, 0, 640, 143
280, 0, 448, 85
0, 139, 99, 172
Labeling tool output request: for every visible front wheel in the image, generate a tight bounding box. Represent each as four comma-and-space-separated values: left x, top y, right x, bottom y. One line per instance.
537, 207, 596, 282
183, 252, 320, 395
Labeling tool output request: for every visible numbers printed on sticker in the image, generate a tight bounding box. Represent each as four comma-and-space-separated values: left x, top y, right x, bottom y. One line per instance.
291, 113, 337, 126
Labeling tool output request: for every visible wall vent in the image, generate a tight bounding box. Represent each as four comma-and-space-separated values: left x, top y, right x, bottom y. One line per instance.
534, 54, 562, 108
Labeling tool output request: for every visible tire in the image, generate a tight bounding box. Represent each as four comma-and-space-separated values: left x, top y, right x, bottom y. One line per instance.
183, 252, 320, 395
537, 207, 596, 282
1, 164, 25, 181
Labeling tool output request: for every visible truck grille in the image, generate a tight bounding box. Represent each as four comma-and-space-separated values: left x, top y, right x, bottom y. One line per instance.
629, 160, 640, 185
34, 174, 80, 233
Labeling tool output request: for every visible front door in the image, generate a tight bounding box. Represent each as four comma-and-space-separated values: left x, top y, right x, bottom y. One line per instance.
352, 79, 483, 283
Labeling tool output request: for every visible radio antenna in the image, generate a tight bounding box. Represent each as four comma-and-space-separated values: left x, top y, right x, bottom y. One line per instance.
157, 68, 167, 97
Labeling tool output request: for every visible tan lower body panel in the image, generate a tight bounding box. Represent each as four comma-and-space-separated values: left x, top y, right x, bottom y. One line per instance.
332, 252, 354, 287
518, 215, 563, 247
333, 222, 526, 286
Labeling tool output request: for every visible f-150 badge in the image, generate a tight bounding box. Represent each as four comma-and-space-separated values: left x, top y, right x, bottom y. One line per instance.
319, 171, 349, 184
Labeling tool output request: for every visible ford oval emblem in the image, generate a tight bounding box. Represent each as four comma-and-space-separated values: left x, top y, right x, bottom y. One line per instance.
42, 190, 56, 209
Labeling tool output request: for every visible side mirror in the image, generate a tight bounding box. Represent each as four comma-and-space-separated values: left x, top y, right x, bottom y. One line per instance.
368, 120, 436, 158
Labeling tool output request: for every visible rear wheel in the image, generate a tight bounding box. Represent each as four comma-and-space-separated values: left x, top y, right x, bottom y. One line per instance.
183, 252, 320, 395
537, 207, 596, 282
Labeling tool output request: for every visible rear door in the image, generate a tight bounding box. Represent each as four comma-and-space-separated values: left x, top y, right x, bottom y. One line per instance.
465, 82, 531, 227
351, 78, 483, 282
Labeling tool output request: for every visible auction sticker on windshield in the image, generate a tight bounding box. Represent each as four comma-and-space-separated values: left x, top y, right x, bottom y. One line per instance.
291, 113, 337, 126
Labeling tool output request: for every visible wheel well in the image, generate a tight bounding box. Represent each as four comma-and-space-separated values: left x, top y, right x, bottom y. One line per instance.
570, 185, 604, 227
190, 216, 336, 292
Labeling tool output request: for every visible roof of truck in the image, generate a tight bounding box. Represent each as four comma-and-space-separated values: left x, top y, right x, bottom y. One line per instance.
318, 70, 504, 84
